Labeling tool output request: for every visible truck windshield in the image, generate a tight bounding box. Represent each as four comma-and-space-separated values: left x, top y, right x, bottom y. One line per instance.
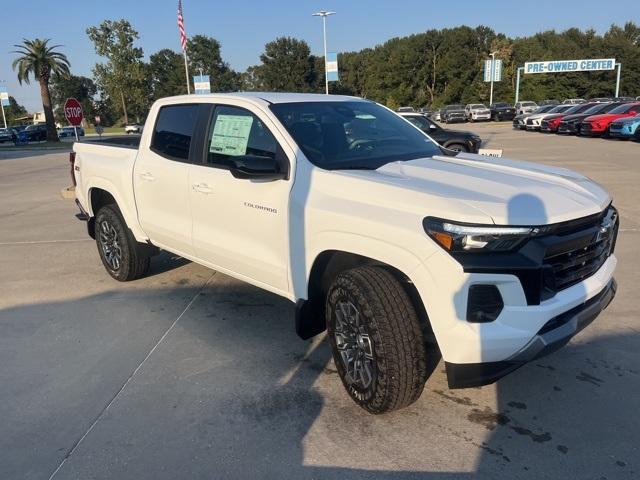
270, 101, 442, 170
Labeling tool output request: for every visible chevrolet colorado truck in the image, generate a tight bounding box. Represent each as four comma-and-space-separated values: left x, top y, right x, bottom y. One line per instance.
72, 93, 618, 414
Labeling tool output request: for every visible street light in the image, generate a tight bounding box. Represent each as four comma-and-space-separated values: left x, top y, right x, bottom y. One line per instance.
0, 80, 7, 129
312, 10, 336, 95
489, 51, 499, 107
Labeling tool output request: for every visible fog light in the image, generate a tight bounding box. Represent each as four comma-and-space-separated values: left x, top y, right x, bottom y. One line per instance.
466, 285, 504, 323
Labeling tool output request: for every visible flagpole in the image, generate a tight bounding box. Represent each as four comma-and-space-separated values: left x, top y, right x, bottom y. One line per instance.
178, 0, 191, 94
183, 50, 191, 95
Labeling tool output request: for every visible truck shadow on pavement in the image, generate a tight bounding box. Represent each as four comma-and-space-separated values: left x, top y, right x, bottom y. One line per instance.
0, 278, 636, 479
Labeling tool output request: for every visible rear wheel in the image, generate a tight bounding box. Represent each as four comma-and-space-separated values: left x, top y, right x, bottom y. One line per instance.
326, 266, 428, 414
95, 204, 150, 281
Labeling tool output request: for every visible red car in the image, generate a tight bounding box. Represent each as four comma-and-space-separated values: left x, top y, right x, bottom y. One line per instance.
540, 102, 598, 133
580, 102, 640, 137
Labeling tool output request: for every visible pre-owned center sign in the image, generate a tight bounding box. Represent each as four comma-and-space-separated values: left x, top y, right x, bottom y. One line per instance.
524, 58, 615, 74
515, 57, 622, 104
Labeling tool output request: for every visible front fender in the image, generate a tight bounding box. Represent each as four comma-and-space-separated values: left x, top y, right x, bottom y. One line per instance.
295, 231, 427, 301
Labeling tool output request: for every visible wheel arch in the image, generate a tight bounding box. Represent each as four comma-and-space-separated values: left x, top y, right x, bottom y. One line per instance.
296, 248, 432, 342
84, 179, 147, 242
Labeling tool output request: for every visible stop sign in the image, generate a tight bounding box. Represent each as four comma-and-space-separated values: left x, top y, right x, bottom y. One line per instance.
64, 98, 83, 126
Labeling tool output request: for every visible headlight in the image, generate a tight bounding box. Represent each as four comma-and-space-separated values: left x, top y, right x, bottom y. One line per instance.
423, 217, 542, 253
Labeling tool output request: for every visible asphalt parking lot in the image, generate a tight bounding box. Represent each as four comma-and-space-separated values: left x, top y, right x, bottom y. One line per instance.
1, 125, 638, 480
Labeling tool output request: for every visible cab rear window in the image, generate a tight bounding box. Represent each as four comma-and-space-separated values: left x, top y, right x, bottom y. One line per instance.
151, 104, 199, 161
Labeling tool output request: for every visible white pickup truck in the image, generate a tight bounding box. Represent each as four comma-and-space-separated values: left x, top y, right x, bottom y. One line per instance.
72, 93, 618, 414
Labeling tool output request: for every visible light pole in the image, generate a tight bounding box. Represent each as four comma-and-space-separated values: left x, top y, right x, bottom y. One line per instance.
312, 10, 336, 95
0, 80, 7, 129
489, 51, 498, 107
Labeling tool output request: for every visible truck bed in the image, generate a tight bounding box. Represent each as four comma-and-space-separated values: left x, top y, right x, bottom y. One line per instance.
90, 135, 141, 149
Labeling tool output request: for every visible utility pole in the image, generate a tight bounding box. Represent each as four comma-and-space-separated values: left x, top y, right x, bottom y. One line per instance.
312, 10, 336, 95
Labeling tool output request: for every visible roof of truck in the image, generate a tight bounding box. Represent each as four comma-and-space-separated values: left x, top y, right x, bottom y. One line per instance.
159, 92, 365, 105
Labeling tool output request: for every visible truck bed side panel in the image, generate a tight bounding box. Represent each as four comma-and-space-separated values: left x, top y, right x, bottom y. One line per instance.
73, 142, 147, 242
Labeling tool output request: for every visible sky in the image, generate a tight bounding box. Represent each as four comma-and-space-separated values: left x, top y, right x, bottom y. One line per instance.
1, 0, 636, 112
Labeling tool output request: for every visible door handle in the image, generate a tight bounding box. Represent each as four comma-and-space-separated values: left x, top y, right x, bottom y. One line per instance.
192, 183, 213, 194
139, 171, 155, 181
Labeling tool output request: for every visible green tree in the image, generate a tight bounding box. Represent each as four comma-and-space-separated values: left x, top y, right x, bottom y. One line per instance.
87, 20, 149, 124
187, 35, 240, 92
148, 48, 187, 100
4, 96, 28, 125
251, 37, 317, 92
50, 74, 97, 125
11, 38, 70, 141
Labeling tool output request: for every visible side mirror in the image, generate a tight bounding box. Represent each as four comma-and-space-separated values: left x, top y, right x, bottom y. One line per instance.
628, 110, 637, 116
230, 154, 287, 181
429, 124, 438, 130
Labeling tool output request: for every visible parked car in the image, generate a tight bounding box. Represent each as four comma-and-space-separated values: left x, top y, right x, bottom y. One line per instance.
399, 112, 482, 152
540, 103, 599, 133
72, 92, 618, 414
589, 97, 612, 103
562, 98, 586, 105
125, 123, 144, 134
580, 102, 640, 137
16, 124, 47, 143
429, 110, 442, 122
441, 104, 466, 123
539, 100, 559, 106
464, 104, 491, 122
512, 105, 556, 130
557, 102, 621, 135
608, 115, 640, 139
515, 101, 538, 115
489, 102, 516, 121
525, 104, 574, 131
614, 97, 635, 102
58, 126, 85, 138
0, 128, 16, 143
396, 106, 415, 113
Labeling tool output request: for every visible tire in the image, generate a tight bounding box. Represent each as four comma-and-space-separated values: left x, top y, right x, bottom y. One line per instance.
446, 143, 468, 153
326, 266, 428, 414
95, 204, 150, 281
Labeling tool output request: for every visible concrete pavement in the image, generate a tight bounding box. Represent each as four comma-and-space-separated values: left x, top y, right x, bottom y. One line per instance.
0, 130, 638, 479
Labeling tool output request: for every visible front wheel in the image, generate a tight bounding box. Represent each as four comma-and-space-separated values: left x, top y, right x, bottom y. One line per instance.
95, 204, 150, 281
326, 266, 428, 414
446, 143, 469, 153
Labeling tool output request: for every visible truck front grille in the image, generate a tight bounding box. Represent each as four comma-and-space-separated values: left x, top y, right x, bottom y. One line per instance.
543, 208, 618, 292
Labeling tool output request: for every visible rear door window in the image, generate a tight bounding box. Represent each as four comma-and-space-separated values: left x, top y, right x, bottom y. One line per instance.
151, 104, 199, 161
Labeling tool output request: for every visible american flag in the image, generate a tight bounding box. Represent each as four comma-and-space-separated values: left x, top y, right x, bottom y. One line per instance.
177, 0, 187, 51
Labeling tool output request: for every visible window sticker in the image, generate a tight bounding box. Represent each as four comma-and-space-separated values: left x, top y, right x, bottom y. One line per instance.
210, 114, 254, 156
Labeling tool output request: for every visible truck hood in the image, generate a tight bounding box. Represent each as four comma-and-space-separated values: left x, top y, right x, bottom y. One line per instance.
343, 154, 610, 225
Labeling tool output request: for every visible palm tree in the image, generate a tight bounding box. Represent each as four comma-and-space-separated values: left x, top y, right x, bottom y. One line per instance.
12, 38, 71, 142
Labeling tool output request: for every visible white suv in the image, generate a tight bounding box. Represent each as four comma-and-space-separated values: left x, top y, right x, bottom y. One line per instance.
465, 104, 491, 122
515, 101, 539, 115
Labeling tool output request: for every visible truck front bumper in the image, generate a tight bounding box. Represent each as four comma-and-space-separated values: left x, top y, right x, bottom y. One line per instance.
411, 207, 618, 388
445, 277, 616, 388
